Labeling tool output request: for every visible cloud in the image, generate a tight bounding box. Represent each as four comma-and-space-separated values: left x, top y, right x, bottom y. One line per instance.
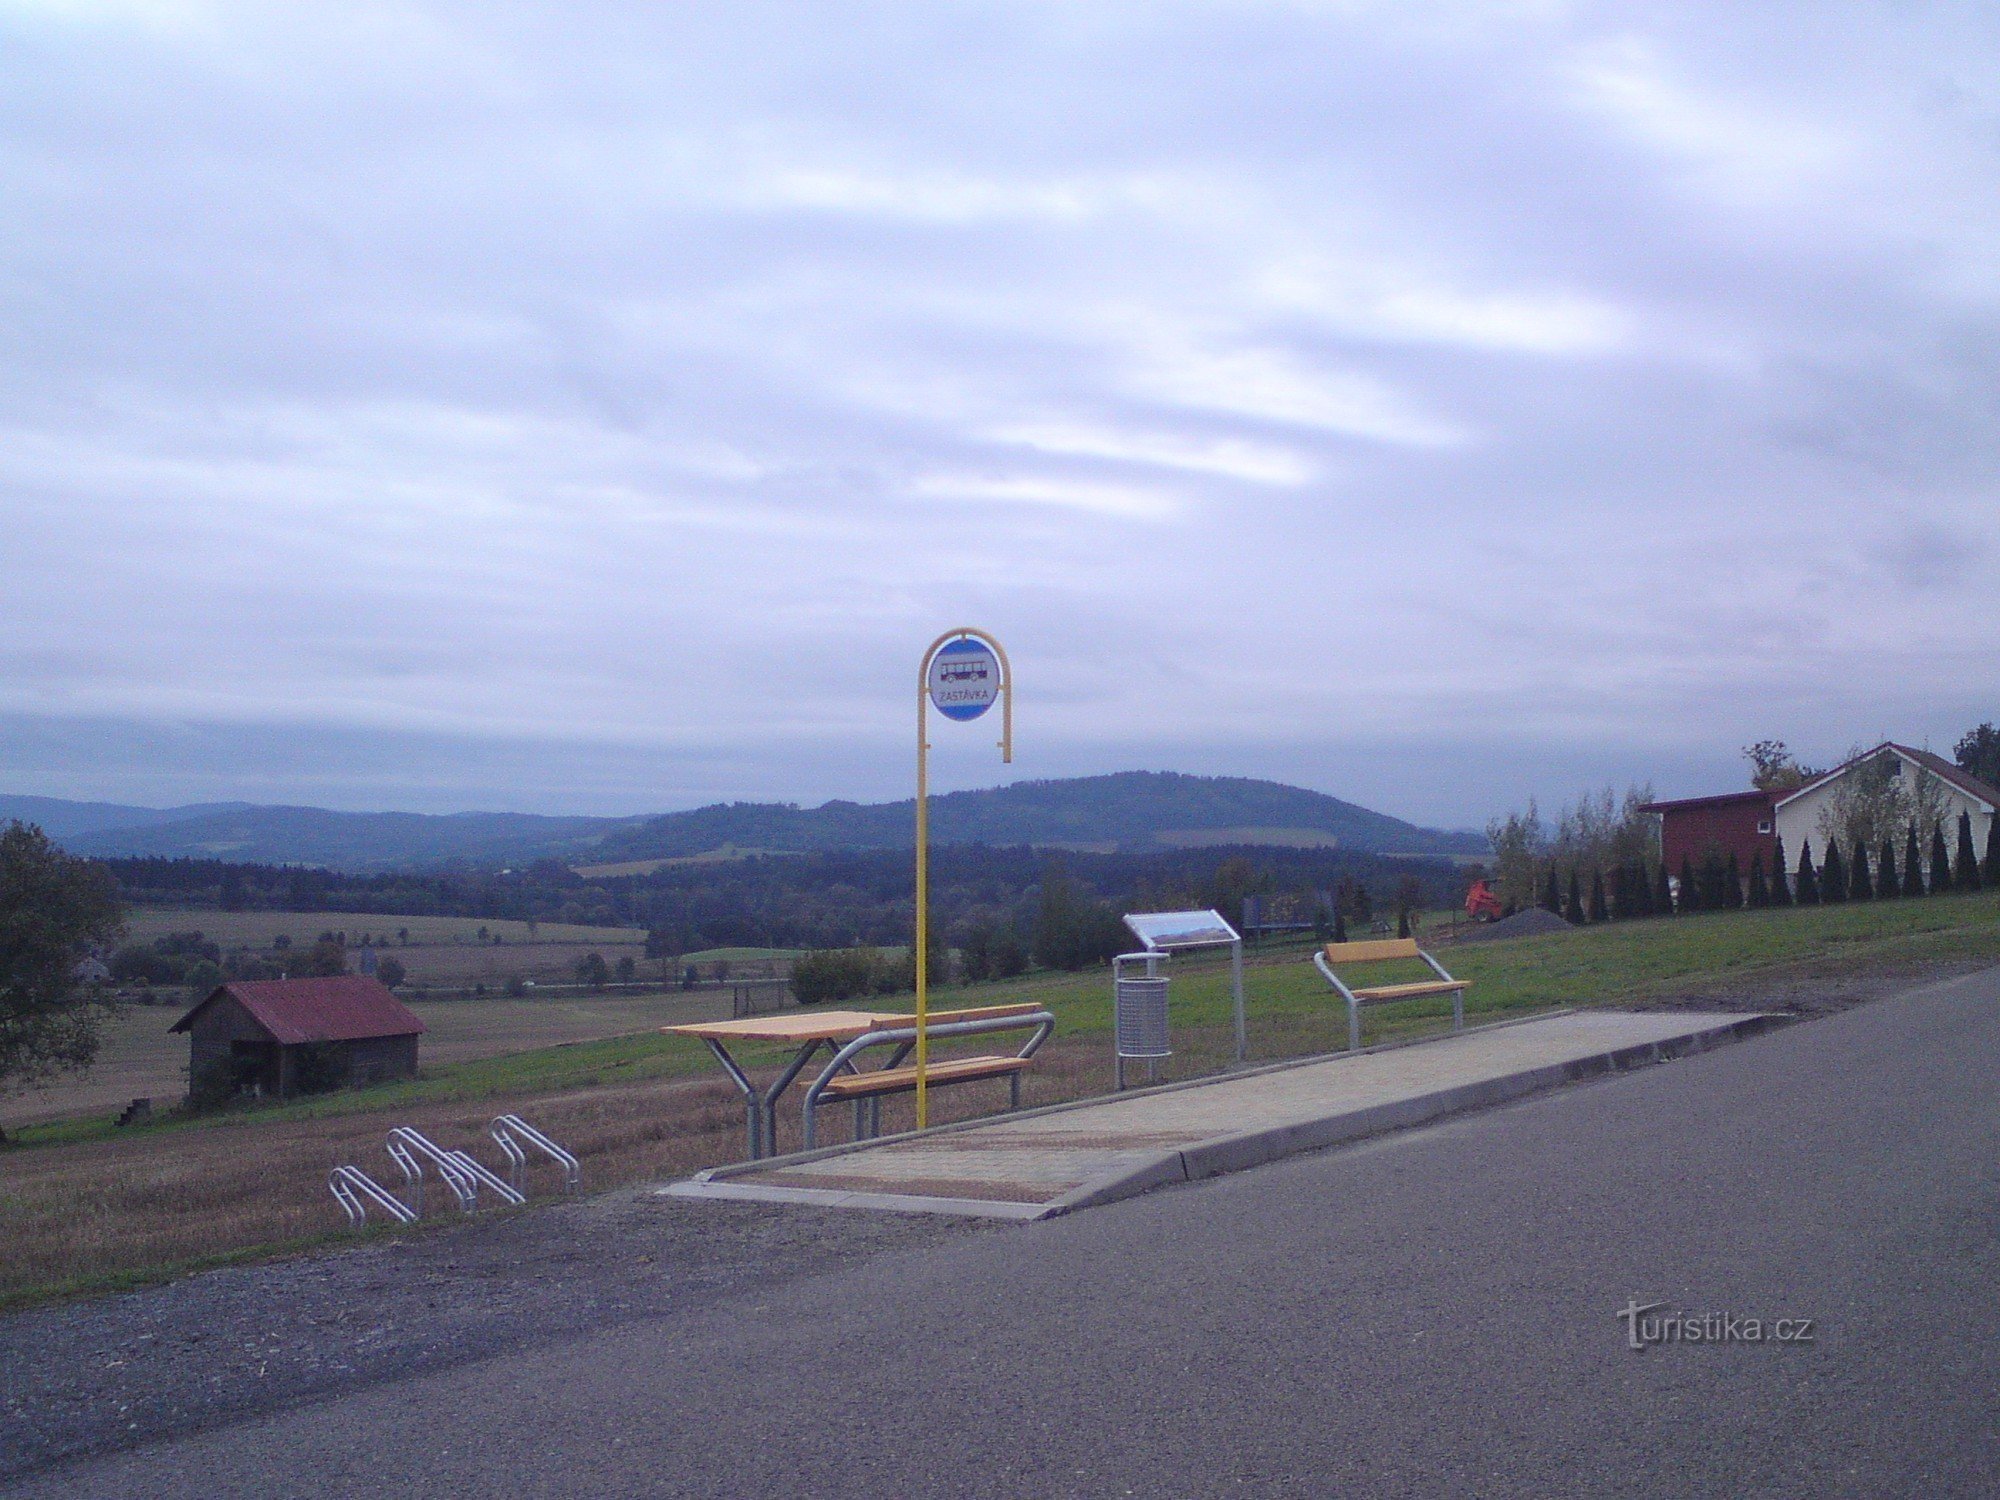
1, 1, 1997, 824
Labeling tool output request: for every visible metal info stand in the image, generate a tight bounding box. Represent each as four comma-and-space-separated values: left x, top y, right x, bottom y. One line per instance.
1118, 909, 1248, 1075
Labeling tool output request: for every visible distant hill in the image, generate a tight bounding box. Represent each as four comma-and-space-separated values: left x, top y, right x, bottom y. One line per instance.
15, 771, 1485, 872
0, 794, 254, 841
52, 805, 639, 871
590, 772, 1486, 863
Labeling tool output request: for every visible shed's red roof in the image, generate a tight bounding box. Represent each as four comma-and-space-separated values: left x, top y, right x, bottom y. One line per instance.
171, 976, 425, 1045
1638, 789, 1778, 814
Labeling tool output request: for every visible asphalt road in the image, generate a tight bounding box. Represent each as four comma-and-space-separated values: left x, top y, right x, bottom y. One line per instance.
12, 967, 2000, 1498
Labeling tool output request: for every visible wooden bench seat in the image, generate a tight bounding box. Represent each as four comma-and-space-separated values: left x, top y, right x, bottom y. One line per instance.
1348, 979, 1471, 1002
800, 1005, 1055, 1148
1313, 938, 1470, 1050
817, 1054, 1031, 1099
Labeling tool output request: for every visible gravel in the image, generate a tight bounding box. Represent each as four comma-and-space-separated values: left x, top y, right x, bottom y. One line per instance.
0, 1187, 987, 1485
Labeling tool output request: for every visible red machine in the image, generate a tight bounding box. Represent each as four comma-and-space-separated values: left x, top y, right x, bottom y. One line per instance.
1464, 879, 1503, 923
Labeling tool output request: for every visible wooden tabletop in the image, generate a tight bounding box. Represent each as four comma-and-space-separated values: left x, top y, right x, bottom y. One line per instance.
662, 1001, 1048, 1045
662, 1010, 903, 1044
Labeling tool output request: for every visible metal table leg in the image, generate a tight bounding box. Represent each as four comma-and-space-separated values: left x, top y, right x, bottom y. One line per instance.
703, 1039, 762, 1158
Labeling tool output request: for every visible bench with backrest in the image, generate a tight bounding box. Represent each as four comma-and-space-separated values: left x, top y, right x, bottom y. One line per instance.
801, 1002, 1055, 1148
1312, 938, 1470, 1051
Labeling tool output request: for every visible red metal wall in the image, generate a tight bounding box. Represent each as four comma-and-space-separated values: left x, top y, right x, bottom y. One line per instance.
1659, 796, 1779, 873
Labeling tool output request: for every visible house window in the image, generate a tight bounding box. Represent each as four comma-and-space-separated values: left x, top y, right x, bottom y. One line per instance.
1757, 820, 1773, 834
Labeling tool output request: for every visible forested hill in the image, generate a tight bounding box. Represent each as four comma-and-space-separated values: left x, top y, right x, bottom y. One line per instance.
592, 772, 1485, 862
18, 771, 1484, 871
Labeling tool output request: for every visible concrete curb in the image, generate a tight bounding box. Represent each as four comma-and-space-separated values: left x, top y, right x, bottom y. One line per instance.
660, 1010, 1788, 1220
1040, 1011, 1788, 1218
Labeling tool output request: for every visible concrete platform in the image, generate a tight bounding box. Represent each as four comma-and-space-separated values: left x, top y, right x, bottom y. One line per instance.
660, 1008, 1782, 1220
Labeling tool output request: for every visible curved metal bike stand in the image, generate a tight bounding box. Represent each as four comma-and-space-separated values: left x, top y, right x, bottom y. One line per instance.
800, 1010, 1055, 1149
489, 1113, 581, 1193
329, 1165, 419, 1227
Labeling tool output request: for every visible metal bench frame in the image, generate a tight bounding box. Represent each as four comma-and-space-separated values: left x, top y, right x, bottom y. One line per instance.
1312, 940, 1469, 1051
801, 1008, 1054, 1149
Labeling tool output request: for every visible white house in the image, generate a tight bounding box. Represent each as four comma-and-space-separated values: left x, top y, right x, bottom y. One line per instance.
1774, 743, 1997, 873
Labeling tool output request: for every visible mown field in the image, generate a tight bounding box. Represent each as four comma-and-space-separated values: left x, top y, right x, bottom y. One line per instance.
123, 908, 648, 949
3, 891, 1995, 1308
0, 990, 741, 1129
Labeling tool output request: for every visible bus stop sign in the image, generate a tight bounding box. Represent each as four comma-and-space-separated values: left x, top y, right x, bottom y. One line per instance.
926, 637, 1001, 721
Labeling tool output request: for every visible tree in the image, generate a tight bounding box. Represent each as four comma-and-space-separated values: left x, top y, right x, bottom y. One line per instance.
1723, 852, 1744, 910
1821, 841, 1847, 904
1654, 860, 1674, 916
1541, 865, 1562, 916
1954, 811, 1982, 892
1955, 722, 2000, 788
1564, 869, 1585, 925
1744, 741, 1815, 793
1794, 840, 1820, 904
614, 954, 636, 984
1332, 907, 1349, 943
1, 823, 124, 1091
575, 951, 610, 989
1848, 839, 1872, 902
1930, 821, 1952, 896
376, 956, 407, 989
1818, 749, 1943, 864
1905, 822, 1926, 897
1769, 835, 1790, 906
1747, 852, 1768, 909
1484, 802, 1546, 913
1986, 816, 2000, 890
295, 937, 348, 977
1588, 869, 1609, 924
1677, 855, 1698, 914
1876, 837, 1900, 901
181, 958, 223, 996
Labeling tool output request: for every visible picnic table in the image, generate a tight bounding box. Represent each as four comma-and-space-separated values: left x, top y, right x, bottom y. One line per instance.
663, 1003, 1055, 1160
663, 1010, 903, 1160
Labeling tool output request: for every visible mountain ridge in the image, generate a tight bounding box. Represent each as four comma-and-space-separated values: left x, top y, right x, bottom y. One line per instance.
13, 772, 1487, 871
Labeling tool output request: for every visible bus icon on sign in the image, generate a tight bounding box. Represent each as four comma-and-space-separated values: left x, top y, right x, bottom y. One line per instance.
927, 637, 1001, 721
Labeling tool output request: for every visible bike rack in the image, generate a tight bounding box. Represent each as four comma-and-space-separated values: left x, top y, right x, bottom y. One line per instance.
333, 1122, 560, 1226
447, 1148, 527, 1207
489, 1114, 581, 1193
329, 1165, 418, 1227
387, 1127, 486, 1215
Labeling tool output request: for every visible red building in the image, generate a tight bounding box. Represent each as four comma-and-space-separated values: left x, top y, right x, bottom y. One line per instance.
1640, 789, 1781, 874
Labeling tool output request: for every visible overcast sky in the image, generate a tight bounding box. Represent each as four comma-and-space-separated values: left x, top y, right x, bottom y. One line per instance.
3, 1, 1996, 828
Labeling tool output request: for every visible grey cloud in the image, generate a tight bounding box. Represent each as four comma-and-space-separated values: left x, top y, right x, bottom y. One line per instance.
2, 2, 1998, 824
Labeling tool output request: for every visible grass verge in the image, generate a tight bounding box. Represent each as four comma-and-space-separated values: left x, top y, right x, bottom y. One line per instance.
3, 890, 1995, 1308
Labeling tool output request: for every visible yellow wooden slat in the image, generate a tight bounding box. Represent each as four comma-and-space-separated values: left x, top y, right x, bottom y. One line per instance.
1321, 938, 1422, 964
1349, 980, 1471, 1001
818, 1055, 1031, 1099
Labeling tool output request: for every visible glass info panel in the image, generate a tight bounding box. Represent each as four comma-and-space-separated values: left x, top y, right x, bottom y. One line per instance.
1123, 909, 1241, 951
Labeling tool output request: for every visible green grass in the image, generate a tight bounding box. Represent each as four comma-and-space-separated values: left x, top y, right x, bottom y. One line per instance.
16, 890, 1996, 1155
678, 947, 805, 964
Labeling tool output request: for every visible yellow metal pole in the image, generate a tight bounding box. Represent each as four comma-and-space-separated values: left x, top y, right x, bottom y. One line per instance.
915, 627, 1012, 1132
915, 651, 932, 1129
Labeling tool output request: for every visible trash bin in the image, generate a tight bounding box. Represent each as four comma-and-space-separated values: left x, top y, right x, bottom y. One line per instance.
1113, 952, 1172, 1089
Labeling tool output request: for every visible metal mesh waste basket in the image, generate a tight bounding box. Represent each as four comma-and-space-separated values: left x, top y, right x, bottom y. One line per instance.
1113, 952, 1172, 1089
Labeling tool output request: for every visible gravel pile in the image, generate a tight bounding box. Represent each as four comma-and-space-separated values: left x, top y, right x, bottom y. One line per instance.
1452, 907, 1575, 943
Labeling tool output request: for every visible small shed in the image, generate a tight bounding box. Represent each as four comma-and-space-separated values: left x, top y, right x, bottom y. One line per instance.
171, 976, 425, 1100
1640, 789, 1781, 875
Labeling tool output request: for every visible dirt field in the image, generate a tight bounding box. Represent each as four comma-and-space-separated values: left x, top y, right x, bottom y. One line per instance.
0, 990, 737, 1128
123, 908, 646, 949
